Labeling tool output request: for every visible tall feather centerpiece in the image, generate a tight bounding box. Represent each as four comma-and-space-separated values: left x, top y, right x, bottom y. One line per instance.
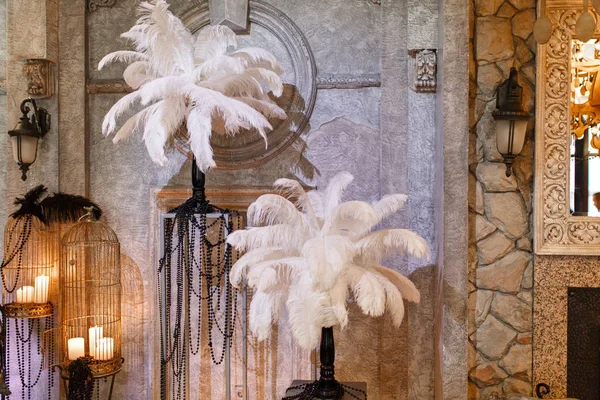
98, 0, 286, 172
226, 172, 429, 399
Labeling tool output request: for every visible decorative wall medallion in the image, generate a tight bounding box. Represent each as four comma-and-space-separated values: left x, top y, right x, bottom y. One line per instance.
22, 59, 54, 98
180, 1, 317, 170
88, 0, 117, 12
534, 5, 600, 255
316, 74, 381, 89
408, 49, 437, 93
87, 79, 133, 94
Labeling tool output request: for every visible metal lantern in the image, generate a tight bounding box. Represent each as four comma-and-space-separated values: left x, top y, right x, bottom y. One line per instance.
492, 68, 532, 177
1, 214, 57, 318
60, 212, 122, 380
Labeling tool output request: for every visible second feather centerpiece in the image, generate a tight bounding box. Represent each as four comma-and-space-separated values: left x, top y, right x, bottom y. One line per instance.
99, 0, 286, 172
226, 172, 429, 399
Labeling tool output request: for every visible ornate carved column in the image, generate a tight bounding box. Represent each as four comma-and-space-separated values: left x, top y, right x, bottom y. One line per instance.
58, 0, 88, 196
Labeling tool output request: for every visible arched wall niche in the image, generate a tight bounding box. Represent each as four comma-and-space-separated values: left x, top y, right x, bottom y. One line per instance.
179, 1, 317, 169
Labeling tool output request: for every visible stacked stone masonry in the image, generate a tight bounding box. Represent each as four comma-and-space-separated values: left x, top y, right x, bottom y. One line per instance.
468, 0, 535, 398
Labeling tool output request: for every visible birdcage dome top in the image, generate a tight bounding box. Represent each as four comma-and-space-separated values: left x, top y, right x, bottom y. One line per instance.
61, 219, 119, 245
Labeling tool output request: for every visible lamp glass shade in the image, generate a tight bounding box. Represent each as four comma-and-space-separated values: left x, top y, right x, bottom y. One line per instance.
10, 135, 39, 165
496, 119, 528, 156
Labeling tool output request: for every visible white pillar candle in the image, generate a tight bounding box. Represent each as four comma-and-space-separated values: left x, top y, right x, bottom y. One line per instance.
68, 337, 85, 360
16, 288, 23, 303
22, 286, 35, 303
88, 326, 103, 358
96, 337, 114, 361
34, 275, 49, 303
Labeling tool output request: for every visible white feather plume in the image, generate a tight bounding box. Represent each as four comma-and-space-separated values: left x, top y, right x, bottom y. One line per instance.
375, 274, 406, 327
98, 51, 148, 70
141, 96, 186, 165
323, 171, 354, 218
194, 25, 238, 63
231, 47, 284, 75
249, 291, 273, 340
187, 108, 215, 171
247, 194, 307, 228
99, 1, 286, 172
226, 225, 305, 253
123, 61, 151, 89
370, 264, 420, 303
228, 172, 428, 350
372, 194, 408, 222
355, 229, 430, 262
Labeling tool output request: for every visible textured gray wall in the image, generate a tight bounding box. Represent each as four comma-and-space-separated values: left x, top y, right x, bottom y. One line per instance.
1, 0, 445, 398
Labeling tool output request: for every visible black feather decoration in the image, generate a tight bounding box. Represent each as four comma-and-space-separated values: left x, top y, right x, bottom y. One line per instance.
10, 185, 47, 223
40, 193, 103, 224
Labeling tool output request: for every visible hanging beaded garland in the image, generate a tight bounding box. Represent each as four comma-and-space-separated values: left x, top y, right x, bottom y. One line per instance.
158, 181, 241, 400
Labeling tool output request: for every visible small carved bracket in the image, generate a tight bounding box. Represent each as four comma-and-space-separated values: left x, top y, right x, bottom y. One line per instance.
408, 49, 437, 93
22, 59, 55, 98
87, 79, 133, 94
89, 0, 117, 12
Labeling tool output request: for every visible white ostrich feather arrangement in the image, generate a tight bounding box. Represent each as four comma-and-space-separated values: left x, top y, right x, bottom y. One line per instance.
226, 172, 430, 350
98, 0, 286, 171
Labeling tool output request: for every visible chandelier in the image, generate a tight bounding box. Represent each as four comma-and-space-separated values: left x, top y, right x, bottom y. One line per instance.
570, 39, 600, 150
535, 0, 599, 44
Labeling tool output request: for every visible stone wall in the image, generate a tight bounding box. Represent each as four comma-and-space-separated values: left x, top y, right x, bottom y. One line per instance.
468, 0, 536, 397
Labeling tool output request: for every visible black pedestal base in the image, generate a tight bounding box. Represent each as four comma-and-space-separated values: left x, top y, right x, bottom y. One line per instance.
283, 381, 367, 400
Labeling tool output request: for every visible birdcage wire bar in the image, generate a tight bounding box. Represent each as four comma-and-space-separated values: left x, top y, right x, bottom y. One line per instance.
1, 215, 58, 319
60, 218, 122, 377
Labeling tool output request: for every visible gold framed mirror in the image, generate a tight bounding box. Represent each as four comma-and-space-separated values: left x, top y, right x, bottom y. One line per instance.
535, 1, 600, 254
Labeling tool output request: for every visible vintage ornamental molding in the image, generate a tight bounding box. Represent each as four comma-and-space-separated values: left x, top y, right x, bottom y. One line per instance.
316, 74, 381, 89
534, 6, 600, 255
87, 79, 133, 94
408, 49, 437, 93
22, 59, 55, 98
0, 79, 6, 95
88, 0, 117, 12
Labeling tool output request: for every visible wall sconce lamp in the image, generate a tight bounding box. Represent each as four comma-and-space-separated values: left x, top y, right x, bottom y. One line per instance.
492, 68, 532, 177
8, 98, 51, 181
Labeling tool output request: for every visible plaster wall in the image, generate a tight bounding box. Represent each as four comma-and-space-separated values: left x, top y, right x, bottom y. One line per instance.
1, 0, 447, 399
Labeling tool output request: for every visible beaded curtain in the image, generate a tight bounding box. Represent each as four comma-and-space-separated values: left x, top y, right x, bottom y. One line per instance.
158, 194, 242, 400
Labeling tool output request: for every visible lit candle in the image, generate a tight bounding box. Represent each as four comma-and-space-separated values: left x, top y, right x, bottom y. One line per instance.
96, 337, 114, 361
21, 286, 35, 303
88, 326, 103, 358
16, 288, 23, 303
68, 337, 85, 360
34, 275, 49, 303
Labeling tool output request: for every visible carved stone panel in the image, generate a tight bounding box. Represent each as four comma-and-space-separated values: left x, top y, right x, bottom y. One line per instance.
408, 49, 437, 93
534, 5, 600, 254
22, 59, 54, 98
